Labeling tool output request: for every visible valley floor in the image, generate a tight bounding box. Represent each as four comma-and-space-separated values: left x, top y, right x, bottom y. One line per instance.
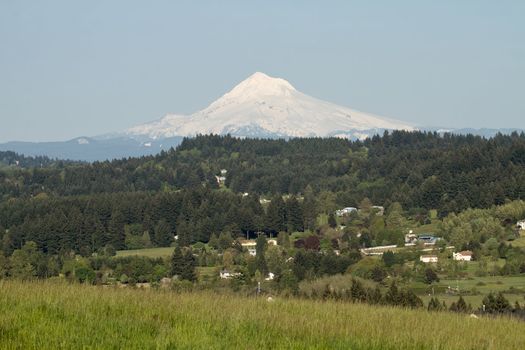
0, 281, 524, 349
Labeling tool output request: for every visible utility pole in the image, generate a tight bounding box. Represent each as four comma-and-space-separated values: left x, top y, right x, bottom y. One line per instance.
257, 281, 261, 296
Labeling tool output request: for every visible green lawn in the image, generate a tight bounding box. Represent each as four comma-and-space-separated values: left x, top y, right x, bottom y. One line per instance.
413, 274, 525, 308
410, 221, 440, 235
510, 235, 525, 248
1, 280, 525, 349
116, 247, 175, 258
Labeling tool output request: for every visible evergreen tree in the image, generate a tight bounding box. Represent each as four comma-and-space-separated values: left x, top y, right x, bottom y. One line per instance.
218, 231, 234, 251
302, 186, 318, 230
382, 251, 396, 267
170, 246, 184, 277
176, 219, 192, 247
265, 196, 287, 233
108, 209, 126, 250
428, 297, 443, 311
181, 248, 197, 282
255, 235, 268, 274
327, 213, 337, 228
286, 196, 304, 232
154, 219, 173, 247
482, 292, 511, 313
450, 296, 470, 313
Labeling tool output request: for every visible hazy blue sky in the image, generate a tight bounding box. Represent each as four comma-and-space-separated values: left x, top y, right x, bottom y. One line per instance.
1, 1, 524, 142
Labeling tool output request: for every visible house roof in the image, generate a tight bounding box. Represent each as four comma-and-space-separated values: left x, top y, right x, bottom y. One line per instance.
420, 255, 438, 259
457, 250, 473, 256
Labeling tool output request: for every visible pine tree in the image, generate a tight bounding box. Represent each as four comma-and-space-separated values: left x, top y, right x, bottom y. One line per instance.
265, 196, 287, 233
108, 209, 126, 250
286, 196, 304, 232
327, 213, 337, 228
255, 235, 268, 274
450, 296, 469, 313
427, 297, 443, 311
181, 249, 197, 282
154, 219, 173, 247
170, 246, 184, 277
176, 219, 192, 247
302, 186, 318, 230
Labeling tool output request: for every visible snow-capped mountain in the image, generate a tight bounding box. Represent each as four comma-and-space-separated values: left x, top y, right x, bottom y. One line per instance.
5, 72, 521, 162
126, 72, 415, 139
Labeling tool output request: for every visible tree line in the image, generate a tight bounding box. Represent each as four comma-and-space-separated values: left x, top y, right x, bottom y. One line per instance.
1, 132, 523, 214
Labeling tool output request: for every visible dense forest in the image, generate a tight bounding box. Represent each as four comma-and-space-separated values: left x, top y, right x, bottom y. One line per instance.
1, 131, 525, 208
0, 150, 72, 168
0, 131, 524, 255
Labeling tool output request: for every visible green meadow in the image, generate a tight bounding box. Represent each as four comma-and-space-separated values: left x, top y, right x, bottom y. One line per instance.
116, 247, 175, 258
0, 280, 524, 349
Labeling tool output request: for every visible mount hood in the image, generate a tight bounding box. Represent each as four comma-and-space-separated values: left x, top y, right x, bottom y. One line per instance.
126, 72, 415, 139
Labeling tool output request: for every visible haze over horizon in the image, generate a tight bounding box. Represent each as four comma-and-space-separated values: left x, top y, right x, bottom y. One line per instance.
1, 1, 524, 143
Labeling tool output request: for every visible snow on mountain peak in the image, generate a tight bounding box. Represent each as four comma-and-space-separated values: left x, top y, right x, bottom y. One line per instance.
126, 72, 415, 139
223, 72, 296, 100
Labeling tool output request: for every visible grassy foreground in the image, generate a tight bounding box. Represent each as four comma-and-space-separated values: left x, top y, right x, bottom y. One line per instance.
0, 281, 524, 349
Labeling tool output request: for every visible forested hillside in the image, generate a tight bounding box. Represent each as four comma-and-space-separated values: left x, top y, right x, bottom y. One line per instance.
0, 150, 70, 168
0, 131, 524, 256
1, 131, 524, 208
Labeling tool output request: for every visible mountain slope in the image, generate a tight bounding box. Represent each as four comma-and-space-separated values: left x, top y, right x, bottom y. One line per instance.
126, 72, 415, 139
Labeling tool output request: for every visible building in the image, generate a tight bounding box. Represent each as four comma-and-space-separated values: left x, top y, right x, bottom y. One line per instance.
259, 198, 271, 205
417, 234, 440, 245
517, 220, 525, 230
240, 237, 277, 256
335, 207, 357, 217
215, 175, 226, 185
420, 255, 438, 263
240, 240, 257, 256
265, 272, 275, 281
405, 233, 418, 244
453, 251, 473, 261
220, 270, 241, 279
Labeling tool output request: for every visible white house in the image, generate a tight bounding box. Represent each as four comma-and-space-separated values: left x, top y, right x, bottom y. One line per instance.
517, 220, 525, 230
335, 207, 357, 217
405, 233, 418, 244
240, 240, 257, 256
453, 250, 473, 261
268, 239, 278, 246
259, 198, 271, 205
265, 272, 275, 281
215, 175, 226, 185
220, 270, 241, 279
420, 255, 438, 263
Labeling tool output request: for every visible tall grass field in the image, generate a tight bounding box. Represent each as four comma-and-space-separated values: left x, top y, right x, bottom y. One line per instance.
0, 280, 524, 349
